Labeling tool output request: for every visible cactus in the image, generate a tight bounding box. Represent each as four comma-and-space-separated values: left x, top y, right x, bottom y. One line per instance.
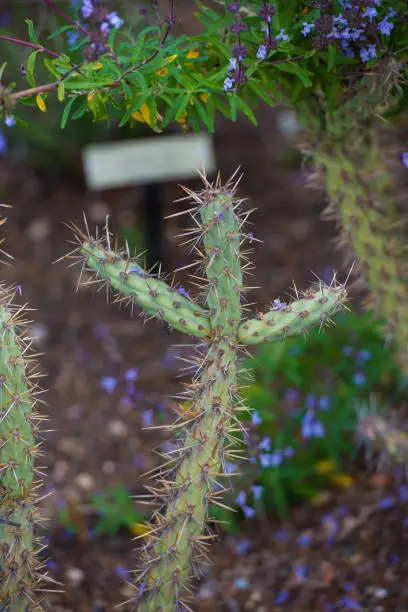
297, 61, 408, 373
0, 284, 47, 611
68, 171, 347, 611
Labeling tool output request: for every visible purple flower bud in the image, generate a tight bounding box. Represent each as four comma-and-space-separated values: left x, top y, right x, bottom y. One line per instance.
256, 45, 268, 60
275, 590, 289, 604
402, 152, 408, 169
224, 77, 235, 92
258, 436, 272, 451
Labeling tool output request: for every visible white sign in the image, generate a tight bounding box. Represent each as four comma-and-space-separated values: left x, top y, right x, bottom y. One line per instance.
82, 133, 216, 190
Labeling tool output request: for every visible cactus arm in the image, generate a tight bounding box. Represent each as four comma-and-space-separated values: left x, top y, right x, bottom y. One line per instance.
80, 241, 212, 338
131, 179, 243, 611
237, 282, 347, 345
0, 287, 45, 611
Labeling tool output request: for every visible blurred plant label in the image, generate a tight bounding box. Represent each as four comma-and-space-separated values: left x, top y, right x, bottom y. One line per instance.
82, 133, 216, 190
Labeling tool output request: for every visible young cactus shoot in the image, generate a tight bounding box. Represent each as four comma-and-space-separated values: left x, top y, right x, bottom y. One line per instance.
67, 171, 348, 611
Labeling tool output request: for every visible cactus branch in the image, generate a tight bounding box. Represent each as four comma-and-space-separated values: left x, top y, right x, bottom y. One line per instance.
238, 281, 347, 344
0, 285, 48, 611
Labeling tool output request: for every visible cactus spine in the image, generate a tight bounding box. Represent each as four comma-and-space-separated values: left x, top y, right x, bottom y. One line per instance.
0, 285, 46, 611
71, 172, 347, 610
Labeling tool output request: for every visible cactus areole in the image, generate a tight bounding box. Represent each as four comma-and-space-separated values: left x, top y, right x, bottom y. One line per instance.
67, 172, 347, 611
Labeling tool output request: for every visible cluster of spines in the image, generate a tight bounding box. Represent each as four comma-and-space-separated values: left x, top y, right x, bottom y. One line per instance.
0, 284, 48, 611
69, 171, 348, 611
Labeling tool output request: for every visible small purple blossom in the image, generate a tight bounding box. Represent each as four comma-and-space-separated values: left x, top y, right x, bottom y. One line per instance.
0, 132, 7, 154
258, 437, 272, 452
236, 491, 247, 506
301, 22, 315, 36
251, 485, 263, 500
80, 0, 94, 19
402, 152, 408, 169
378, 18, 394, 36
242, 505, 255, 519
142, 408, 154, 427
251, 410, 262, 426
378, 495, 395, 510
224, 77, 235, 92
101, 376, 117, 393
353, 371, 366, 386
228, 57, 237, 71
124, 368, 138, 382
276, 28, 289, 42
275, 590, 289, 604
4, 116, 15, 128
107, 11, 124, 28
256, 45, 268, 60
177, 286, 189, 298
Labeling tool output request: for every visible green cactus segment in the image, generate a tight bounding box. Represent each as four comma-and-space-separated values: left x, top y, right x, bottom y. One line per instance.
238, 283, 347, 344
313, 129, 408, 373
134, 182, 242, 610
0, 291, 44, 611
136, 337, 238, 611
199, 191, 243, 334
81, 241, 212, 338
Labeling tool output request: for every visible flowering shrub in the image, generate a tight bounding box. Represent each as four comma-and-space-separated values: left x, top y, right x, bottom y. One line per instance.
0, 1, 406, 136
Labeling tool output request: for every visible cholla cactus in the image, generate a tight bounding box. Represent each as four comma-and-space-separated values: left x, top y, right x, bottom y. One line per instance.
68, 171, 347, 610
298, 60, 408, 374
0, 284, 48, 611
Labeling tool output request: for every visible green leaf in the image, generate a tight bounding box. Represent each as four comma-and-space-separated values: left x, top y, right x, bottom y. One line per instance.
26, 49, 42, 88
43, 58, 62, 80
57, 81, 65, 102
327, 45, 336, 72
236, 97, 257, 125
194, 98, 214, 132
25, 19, 40, 46
64, 79, 113, 90
247, 79, 276, 107
274, 62, 313, 87
46, 25, 73, 41
229, 93, 237, 122
61, 96, 77, 129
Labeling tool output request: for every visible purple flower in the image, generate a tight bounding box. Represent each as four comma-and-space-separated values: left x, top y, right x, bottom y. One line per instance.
363, 7, 377, 19
67, 30, 81, 47
378, 495, 395, 510
236, 491, 247, 506
402, 152, 408, 169
242, 505, 255, 519
224, 77, 235, 92
0, 131, 7, 154
142, 408, 153, 427
124, 368, 138, 382
297, 533, 311, 546
251, 410, 262, 426
101, 376, 117, 393
378, 18, 394, 36
107, 11, 124, 28
301, 22, 314, 36
235, 539, 251, 555
256, 45, 268, 60
80, 0, 93, 19
270, 449, 283, 467
225, 461, 237, 474
228, 57, 237, 71
336, 597, 362, 610
177, 286, 189, 298
251, 485, 263, 500
276, 28, 289, 42
4, 116, 15, 128
258, 437, 272, 451
129, 264, 145, 275
275, 590, 289, 604
319, 396, 330, 410
353, 371, 366, 386
283, 446, 294, 458
360, 44, 377, 63
399, 485, 408, 502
